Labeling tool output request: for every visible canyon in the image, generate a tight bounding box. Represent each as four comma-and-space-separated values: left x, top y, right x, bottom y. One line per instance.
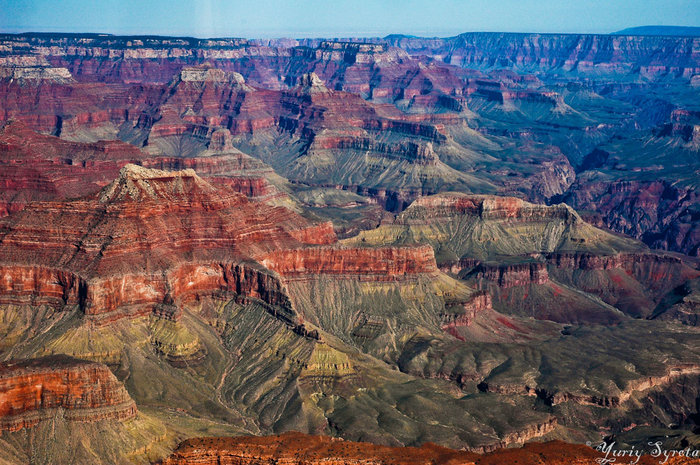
0, 30, 698, 465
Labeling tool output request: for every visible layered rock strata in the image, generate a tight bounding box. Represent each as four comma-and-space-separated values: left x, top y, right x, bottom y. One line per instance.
0, 355, 136, 432
385, 33, 700, 79
261, 245, 438, 281
0, 165, 334, 324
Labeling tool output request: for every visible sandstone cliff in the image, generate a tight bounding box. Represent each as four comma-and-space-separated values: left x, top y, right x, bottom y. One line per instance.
0, 355, 136, 432
261, 245, 438, 281
0, 165, 334, 323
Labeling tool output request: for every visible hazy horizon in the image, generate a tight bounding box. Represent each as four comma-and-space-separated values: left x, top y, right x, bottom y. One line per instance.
1, 0, 699, 39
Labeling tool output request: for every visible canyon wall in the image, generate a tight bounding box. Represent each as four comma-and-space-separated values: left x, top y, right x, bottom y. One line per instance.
384, 33, 700, 78
261, 245, 438, 281
0, 356, 136, 432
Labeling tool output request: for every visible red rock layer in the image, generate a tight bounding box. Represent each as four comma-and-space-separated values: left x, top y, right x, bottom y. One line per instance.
447, 252, 696, 291
439, 291, 492, 327
0, 120, 147, 216
0, 165, 335, 321
546, 251, 700, 300
0, 265, 85, 309
0, 355, 136, 432
546, 251, 689, 272
161, 432, 699, 465
260, 245, 438, 281
0, 164, 440, 325
0, 76, 153, 134
0, 122, 294, 212
141, 67, 452, 145
143, 153, 279, 198
161, 432, 476, 465
471, 262, 549, 288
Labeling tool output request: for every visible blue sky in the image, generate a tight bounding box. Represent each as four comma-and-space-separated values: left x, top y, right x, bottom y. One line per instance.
1, 0, 699, 38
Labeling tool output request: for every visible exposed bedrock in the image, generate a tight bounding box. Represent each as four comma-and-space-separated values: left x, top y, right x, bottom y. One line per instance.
142, 154, 279, 198
0, 122, 296, 212
300, 182, 425, 212
0, 262, 293, 325
545, 250, 689, 273
0, 120, 147, 215
447, 251, 697, 320
466, 262, 550, 288
385, 33, 700, 79
438, 290, 492, 327
310, 136, 439, 165
261, 244, 439, 281
0, 355, 137, 432
0, 165, 338, 324
399, 193, 578, 223
651, 278, 700, 326
532, 365, 700, 409
563, 180, 700, 256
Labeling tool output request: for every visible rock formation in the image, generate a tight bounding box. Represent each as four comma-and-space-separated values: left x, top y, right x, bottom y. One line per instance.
0, 164, 334, 323
348, 192, 698, 323
384, 33, 700, 79
0, 120, 147, 215
162, 432, 699, 465
564, 179, 700, 256
0, 355, 136, 432
261, 245, 438, 281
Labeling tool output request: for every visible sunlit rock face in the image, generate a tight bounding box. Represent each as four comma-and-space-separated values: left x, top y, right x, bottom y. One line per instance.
0, 356, 136, 432
0, 164, 335, 323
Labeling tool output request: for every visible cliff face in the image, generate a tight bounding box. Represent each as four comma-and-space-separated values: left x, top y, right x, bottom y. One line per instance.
121, 67, 476, 210
0, 120, 147, 216
469, 262, 549, 288
450, 251, 697, 321
0, 48, 577, 213
353, 192, 698, 323
564, 179, 700, 256
0, 165, 334, 322
0, 355, 136, 432
0, 122, 295, 213
1, 34, 697, 244
374, 192, 644, 262
0, 164, 448, 328
385, 33, 700, 79
0, 33, 699, 461
261, 245, 438, 281
651, 278, 700, 326
399, 194, 578, 223
0, 65, 73, 83
439, 291, 492, 328
535, 365, 700, 408
162, 432, 476, 465
546, 252, 699, 318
